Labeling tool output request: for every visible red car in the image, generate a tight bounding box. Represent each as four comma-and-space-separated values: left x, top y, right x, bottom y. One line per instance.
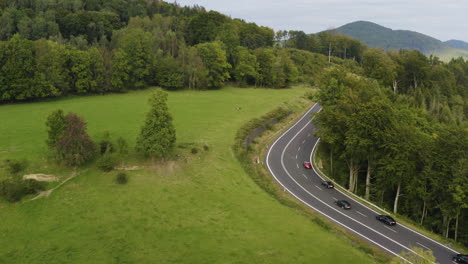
303, 161, 312, 169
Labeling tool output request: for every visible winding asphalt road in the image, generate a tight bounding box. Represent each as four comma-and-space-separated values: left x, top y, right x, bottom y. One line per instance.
266, 103, 460, 264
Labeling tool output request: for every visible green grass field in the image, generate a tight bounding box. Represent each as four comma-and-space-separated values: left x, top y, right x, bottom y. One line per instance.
0, 87, 377, 264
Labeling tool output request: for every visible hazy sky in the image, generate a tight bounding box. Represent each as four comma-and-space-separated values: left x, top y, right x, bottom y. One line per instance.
173, 0, 468, 42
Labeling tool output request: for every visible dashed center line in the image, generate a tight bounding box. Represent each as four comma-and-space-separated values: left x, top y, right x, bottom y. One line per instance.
296, 164, 299, 168
416, 242, 431, 250
315, 185, 322, 190
356, 211, 367, 217
384, 225, 397, 233
295, 154, 298, 159
298, 146, 301, 151
302, 174, 308, 179
332, 197, 338, 201
302, 140, 306, 144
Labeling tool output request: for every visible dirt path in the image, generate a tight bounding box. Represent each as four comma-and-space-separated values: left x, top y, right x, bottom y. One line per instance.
28, 171, 79, 202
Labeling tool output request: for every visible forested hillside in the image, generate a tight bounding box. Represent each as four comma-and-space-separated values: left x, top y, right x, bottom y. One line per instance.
445, 40, 468, 51
0, 0, 467, 249
330, 21, 468, 60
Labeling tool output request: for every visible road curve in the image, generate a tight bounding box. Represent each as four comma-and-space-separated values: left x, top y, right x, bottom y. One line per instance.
266, 103, 459, 264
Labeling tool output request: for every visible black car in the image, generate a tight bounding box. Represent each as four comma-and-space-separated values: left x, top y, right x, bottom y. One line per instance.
453, 254, 468, 264
376, 215, 396, 226
336, 200, 351, 209
321, 180, 334, 189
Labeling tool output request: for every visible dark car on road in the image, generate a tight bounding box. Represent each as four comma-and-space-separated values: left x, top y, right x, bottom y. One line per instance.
376, 215, 396, 226
303, 161, 312, 169
336, 200, 351, 209
321, 180, 334, 189
453, 254, 468, 264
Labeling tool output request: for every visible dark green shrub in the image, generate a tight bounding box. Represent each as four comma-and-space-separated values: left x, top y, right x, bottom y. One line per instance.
99, 140, 114, 155
203, 145, 209, 151
116, 137, 128, 154
0, 178, 44, 202
116, 172, 128, 184
96, 154, 117, 172
191, 147, 198, 154
4, 159, 28, 175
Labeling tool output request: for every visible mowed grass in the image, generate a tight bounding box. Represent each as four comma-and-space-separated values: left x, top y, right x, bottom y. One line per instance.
0, 87, 376, 264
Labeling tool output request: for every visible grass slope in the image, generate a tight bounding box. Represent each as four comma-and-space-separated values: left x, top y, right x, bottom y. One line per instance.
0, 87, 376, 264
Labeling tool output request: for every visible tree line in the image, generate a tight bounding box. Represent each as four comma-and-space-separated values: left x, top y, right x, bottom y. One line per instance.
314, 55, 467, 245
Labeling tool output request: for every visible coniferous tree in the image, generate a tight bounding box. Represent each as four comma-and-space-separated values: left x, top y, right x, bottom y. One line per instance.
136, 89, 176, 157
45, 109, 66, 149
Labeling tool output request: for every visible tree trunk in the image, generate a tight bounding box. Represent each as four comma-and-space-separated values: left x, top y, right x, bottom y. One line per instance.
392, 79, 398, 94
328, 43, 332, 63
348, 160, 359, 193
330, 150, 333, 177
413, 74, 418, 89
393, 182, 401, 214
420, 200, 426, 225
365, 159, 371, 199
445, 217, 451, 238
455, 213, 459, 241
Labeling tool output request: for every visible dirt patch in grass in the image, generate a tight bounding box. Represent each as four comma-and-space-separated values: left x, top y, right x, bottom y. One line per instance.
23, 174, 59, 182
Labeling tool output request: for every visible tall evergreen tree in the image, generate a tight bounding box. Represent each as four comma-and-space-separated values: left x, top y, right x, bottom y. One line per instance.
136, 89, 176, 157
45, 109, 66, 149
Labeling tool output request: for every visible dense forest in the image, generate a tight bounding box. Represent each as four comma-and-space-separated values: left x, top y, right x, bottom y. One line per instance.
0, 0, 467, 249
313, 51, 468, 245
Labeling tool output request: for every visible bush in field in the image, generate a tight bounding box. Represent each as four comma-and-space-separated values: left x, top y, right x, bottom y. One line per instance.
96, 153, 118, 172
116, 137, 128, 154
0, 178, 44, 202
116, 172, 128, 184
56, 113, 96, 166
3, 159, 28, 175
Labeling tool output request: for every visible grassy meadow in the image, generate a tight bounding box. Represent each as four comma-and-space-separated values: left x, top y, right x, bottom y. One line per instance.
0, 87, 377, 264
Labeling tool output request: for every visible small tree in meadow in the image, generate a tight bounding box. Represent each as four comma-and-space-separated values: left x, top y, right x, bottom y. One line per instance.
45, 109, 65, 149
136, 89, 176, 157
56, 113, 96, 166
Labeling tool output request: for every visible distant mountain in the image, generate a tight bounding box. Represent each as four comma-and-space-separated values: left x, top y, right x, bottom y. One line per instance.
445, 39, 468, 51
330, 21, 468, 60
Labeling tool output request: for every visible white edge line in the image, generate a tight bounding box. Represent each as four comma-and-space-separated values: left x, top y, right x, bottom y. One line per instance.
310, 135, 460, 255
264, 105, 411, 263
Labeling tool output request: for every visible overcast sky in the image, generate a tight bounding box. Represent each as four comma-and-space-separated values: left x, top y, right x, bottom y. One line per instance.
173, 0, 468, 42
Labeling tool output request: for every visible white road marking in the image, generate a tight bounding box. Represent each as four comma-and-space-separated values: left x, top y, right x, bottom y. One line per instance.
356, 211, 368, 217
302, 174, 308, 179
295, 154, 298, 159
296, 164, 299, 168
416, 242, 431, 251
298, 146, 301, 151
332, 197, 338, 201
302, 140, 306, 144
265, 104, 411, 263
384, 225, 397, 233
315, 185, 322, 190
